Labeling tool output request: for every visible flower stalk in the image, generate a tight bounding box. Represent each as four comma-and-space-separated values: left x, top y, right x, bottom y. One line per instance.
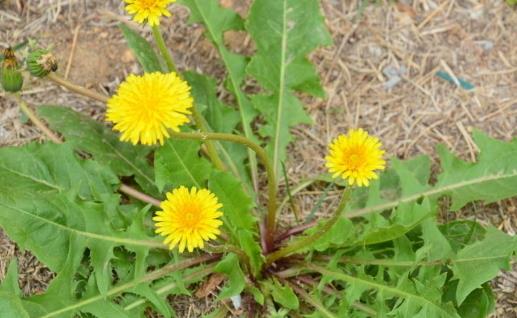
190, 103, 227, 171
10, 93, 63, 144
265, 187, 351, 266
150, 24, 227, 171
168, 131, 278, 250
47, 73, 108, 103
151, 24, 176, 73
119, 184, 161, 207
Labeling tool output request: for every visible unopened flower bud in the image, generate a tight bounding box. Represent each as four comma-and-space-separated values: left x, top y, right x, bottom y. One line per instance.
27, 48, 58, 78
1, 48, 23, 93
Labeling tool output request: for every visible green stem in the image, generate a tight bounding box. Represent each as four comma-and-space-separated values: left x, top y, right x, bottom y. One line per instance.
47, 73, 108, 103
169, 131, 277, 244
151, 25, 226, 171
119, 184, 161, 207
265, 188, 350, 266
151, 24, 176, 73
190, 106, 227, 171
11, 93, 63, 143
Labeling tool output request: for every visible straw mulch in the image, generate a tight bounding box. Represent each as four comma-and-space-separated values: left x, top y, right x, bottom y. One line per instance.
1, 0, 516, 316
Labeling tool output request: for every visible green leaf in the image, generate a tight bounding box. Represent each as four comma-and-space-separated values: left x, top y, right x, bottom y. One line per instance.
345, 132, 517, 220
356, 200, 432, 246
0, 142, 162, 297
419, 218, 453, 261
0, 142, 118, 203
25, 242, 210, 317
314, 266, 459, 318
0, 260, 21, 296
38, 106, 157, 195
266, 279, 299, 310
129, 284, 172, 317
301, 216, 354, 252
214, 253, 246, 299
209, 171, 263, 275
452, 227, 515, 305
440, 220, 485, 252
457, 284, 495, 318
247, 0, 332, 176
0, 195, 161, 291
437, 131, 517, 210
119, 24, 162, 73
0, 260, 29, 318
180, 0, 259, 187
0, 291, 30, 318
155, 138, 212, 191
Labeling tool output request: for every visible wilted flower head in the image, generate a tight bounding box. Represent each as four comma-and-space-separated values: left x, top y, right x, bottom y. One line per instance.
153, 186, 223, 253
106, 72, 193, 145
325, 128, 386, 187
124, 0, 175, 26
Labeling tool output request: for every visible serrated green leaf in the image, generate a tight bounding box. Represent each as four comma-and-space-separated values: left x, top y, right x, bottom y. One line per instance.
457, 284, 495, 318
0, 195, 162, 291
0, 260, 20, 296
0, 142, 118, 203
119, 24, 162, 73
209, 171, 256, 231
209, 171, 263, 274
345, 132, 517, 220
301, 216, 354, 252
129, 284, 172, 317
440, 220, 485, 252
267, 279, 299, 310
251, 93, 311, 177
436, 131, 517, 210
313, 265, 459, 318
0, 291, 30, 318
155, 139, 212, 191
453, 227, 515, 305
0, 260, 29, 318
38, 106, 157, 195
26, 246, 210, 317
0, 142, 162, 297
214, 253, 246, 299
355, 199, 432, 246
419, 218, 453, 261
180, 0, 259, 187
247, 0, 332, 176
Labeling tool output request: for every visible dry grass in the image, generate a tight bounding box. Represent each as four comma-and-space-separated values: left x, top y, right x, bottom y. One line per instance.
1, 0, 517, 316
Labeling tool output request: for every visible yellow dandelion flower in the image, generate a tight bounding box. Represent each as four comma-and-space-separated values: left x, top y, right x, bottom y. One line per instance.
153, 186, 223, 253
325, 128, 386, 187
106, 72, 193, 145
124, 0, 175, 26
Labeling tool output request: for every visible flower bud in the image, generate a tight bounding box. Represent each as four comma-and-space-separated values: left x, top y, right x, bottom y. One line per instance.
27, 48, 58, 78
1, 48, 23, 93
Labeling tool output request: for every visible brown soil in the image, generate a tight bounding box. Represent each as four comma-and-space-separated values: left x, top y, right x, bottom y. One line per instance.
1, 0, 517, 316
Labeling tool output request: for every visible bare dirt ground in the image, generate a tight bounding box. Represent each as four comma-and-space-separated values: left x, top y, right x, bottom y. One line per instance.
1, 0, 517, 316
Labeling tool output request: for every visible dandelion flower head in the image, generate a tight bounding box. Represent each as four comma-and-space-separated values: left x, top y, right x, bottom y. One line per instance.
153, 186, 223, 253
124, 0, 175, 26
326, 128, 386, 187
106, 72, 193, 145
